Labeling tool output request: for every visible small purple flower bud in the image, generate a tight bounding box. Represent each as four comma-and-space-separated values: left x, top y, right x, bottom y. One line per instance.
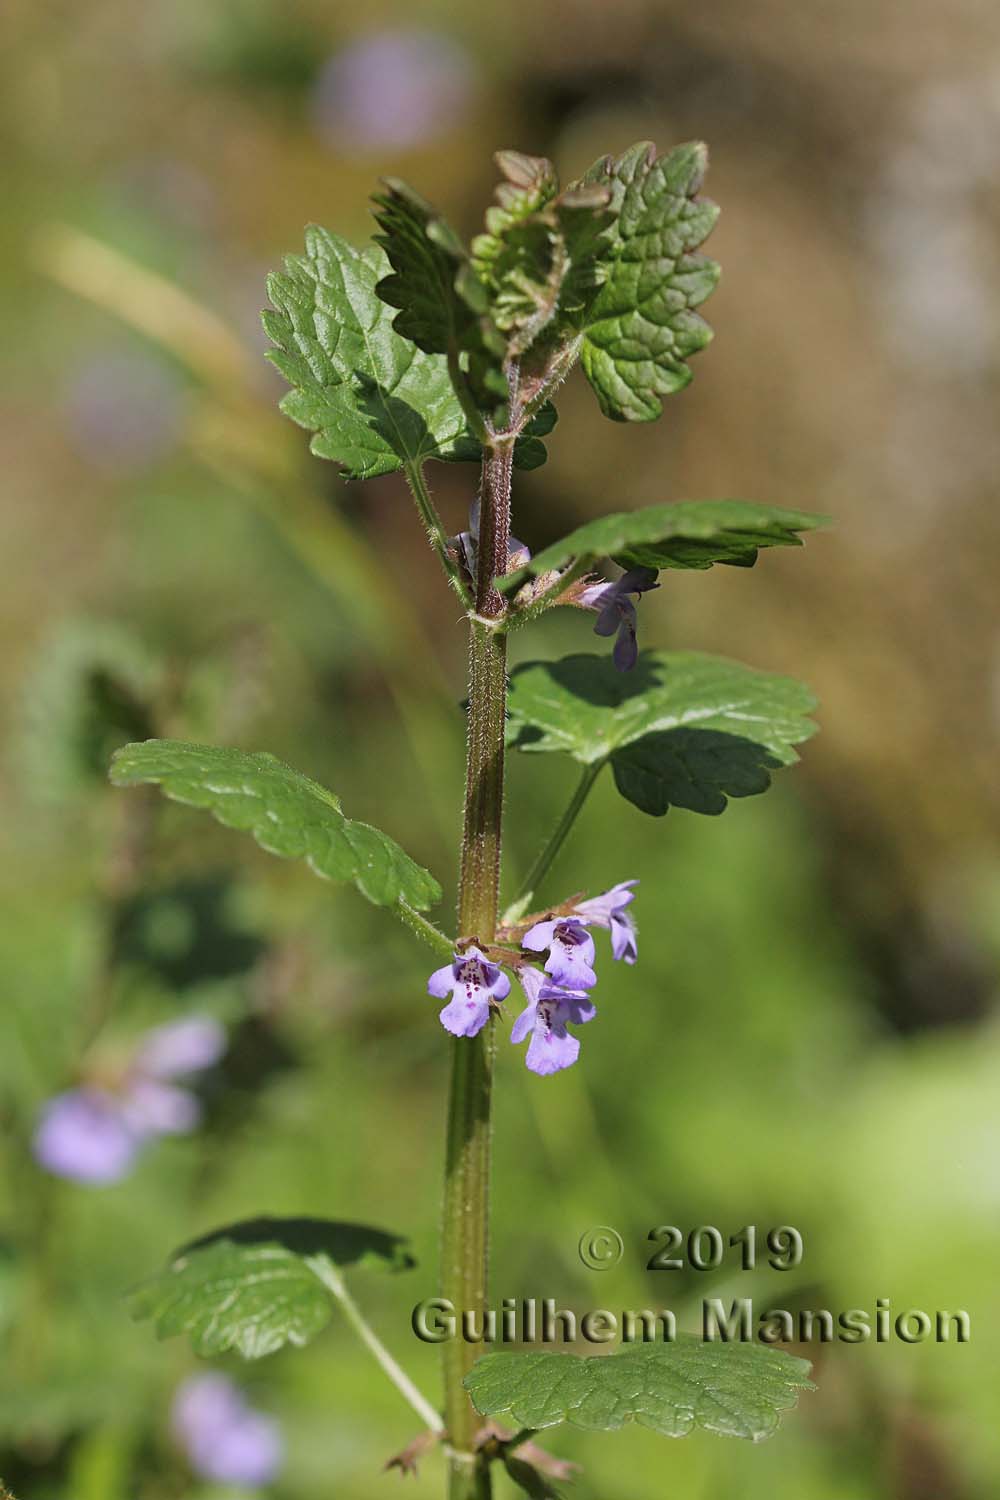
511, 968, 596, 1075
579, 567, 659, 671
428, 946, 511, 1037
521, 917, 597, 990
33, 1090, 140, 1184
574, 880, 639, 964
171, 1374, 284, 1487
453, 499, 530, 583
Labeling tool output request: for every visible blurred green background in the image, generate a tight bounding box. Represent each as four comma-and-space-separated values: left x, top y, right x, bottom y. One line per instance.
2, 0, 999, 1496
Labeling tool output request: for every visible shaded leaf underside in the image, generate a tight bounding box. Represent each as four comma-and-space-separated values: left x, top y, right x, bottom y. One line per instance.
507, 651, 817, 815
129, 1217, 414, 1360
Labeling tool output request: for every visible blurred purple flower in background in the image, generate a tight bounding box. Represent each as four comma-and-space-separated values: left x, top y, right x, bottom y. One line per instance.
311, 29, 476, 152
33, 1016, 226, 1185
61, 349, 186, 473
172, 1373, 284, 1487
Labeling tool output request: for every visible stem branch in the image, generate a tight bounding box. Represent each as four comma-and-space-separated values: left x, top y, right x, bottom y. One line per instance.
311, 1260, 443, 1434
503, 762, 603, 924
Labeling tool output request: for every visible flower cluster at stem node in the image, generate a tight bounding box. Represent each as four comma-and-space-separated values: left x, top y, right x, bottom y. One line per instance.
426, 882, 638, 1074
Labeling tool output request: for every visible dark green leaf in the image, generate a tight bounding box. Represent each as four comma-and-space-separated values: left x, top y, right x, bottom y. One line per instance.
507, 500, 827, 586
129, 1217, 413, 1360
371, 178, 472, 354
465, 1337, 813, 1441
578, 141, 720, 421
109, 739, 441, 910
507, 652, 817, 814
264, 228, 551, 477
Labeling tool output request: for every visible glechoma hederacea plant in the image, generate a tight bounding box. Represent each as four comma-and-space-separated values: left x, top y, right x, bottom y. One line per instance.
108, 142, 826, 1496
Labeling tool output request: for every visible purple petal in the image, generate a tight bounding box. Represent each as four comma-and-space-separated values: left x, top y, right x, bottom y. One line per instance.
526, 1025, 580, 1075
439, 994, 491, 1038
427, 960, 458, 998
550, 991, 597, 1026
612, 617, 639, 672
592, 600, 621, 637
610, 911, 638, 964
172, 1375, 283, 1487
136, 1016, 227, 1078
120, 1079, 200, 1137
544, 924, 597, 989
488, 968, 511, 1001
574, 880, 638, 927
521, 919, 558, 953
33, 1090, 139, 1184
510, 1003, 536, 1045
517, 967, 547, 1002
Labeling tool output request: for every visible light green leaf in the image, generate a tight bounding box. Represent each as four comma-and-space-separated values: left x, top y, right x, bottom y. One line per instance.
263, 227, 547, 478
109, 739, 441, 909
508, 500, 828, 586
507, 652, 817, 814
465, 1337, 813, 1441
129, 1218, 413, 1360
578, 141, 720, 422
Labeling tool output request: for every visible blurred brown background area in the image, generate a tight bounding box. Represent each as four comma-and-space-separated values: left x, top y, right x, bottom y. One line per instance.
1, 2, 999, 1498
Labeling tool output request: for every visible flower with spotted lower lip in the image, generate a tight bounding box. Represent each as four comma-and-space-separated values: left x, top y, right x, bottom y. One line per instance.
427, 946, 511, 1037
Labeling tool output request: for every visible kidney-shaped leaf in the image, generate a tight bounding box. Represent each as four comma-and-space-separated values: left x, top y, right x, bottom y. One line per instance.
507, 652, 816, 815
129, 1217, 414, 1361
465, 1337, 813, 1442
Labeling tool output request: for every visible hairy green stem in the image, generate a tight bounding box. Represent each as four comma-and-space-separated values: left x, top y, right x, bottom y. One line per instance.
503, 762, 603, 924
441, 440, 513, 1499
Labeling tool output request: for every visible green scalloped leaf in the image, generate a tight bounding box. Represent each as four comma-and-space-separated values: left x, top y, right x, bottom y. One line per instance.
506, 500, 827, 588
263, 227, 547, 478
507, 652, 817, 815
578, 141, 720, 422
465, 1337, 813, 1441
109, 739, 441, 910
129, 1218, 414, 1360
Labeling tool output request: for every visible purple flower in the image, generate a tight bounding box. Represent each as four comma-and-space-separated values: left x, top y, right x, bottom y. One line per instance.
522, 917, 597, 990
33, 1090, 140, 1184
511, 968, 596, 1075
428, 947, 511, 1037
453, 498, 530, 582
311, 30, 476, 153
172, 1373, 283, 1487
32, 1015, 226, 1185
579, 566, 660, 671
574, 880, 639, 964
